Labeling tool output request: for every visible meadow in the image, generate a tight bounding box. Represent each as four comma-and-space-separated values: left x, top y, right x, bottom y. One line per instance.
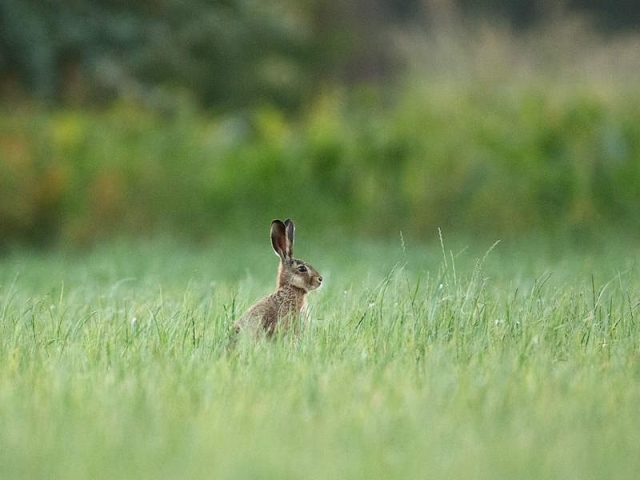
1, 234, 639, 479
2, 11, 640, 479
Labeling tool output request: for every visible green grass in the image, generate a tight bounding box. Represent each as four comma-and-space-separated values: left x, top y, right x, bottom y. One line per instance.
1, 236, 640, 479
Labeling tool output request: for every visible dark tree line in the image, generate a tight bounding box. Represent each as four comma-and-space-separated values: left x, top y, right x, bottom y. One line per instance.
1, 0, 638, 110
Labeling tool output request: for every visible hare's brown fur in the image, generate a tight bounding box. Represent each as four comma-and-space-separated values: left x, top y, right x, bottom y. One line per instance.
234, 219, 322, 337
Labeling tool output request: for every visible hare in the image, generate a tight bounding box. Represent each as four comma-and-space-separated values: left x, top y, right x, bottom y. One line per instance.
234, 219, 323, 337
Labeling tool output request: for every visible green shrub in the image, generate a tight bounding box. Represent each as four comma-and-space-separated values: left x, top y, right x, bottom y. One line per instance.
1, 82, 640, 247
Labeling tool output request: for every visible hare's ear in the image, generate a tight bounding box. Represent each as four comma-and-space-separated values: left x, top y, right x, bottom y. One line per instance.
270, 220, 288, 260
284, 218, 295, 257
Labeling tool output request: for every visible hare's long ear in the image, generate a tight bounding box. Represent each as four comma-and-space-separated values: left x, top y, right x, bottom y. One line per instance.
270, 220, 288, 260
284, 218, 294, 258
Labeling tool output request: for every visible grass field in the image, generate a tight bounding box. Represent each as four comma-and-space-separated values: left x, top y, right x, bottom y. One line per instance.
1, 234, 640, 479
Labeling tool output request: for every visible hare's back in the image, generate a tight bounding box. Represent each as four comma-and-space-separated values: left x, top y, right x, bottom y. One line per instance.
235, 296, 278, 335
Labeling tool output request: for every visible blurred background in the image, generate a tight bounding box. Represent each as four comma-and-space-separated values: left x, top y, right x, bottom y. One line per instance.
1, 0, 640, 248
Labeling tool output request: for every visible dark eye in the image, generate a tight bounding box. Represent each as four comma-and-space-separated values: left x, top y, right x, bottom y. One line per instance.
297, 265, 307, 273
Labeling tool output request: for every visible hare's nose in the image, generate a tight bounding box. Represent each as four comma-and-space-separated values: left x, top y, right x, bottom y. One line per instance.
318, 276, 323, 283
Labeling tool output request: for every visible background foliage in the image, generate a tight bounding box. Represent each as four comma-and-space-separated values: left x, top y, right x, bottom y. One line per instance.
2, 0, 640, 108
1, 1, 640, 246
2, 81, 640, 247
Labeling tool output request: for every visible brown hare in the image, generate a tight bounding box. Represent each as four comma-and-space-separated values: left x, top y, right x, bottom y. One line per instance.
234, 219, 322, 337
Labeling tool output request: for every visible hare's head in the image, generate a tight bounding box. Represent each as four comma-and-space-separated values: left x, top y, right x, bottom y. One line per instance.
271, 219, 322, 292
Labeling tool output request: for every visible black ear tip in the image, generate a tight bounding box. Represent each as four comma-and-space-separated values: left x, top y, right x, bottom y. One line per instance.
285, 219, 295, 236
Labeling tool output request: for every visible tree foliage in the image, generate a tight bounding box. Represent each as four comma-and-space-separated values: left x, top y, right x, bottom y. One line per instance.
1, 0, 638, 110
0, 0, 329, 109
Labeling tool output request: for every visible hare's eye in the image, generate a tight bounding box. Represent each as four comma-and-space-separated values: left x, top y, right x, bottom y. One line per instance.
297, 265, 307, 273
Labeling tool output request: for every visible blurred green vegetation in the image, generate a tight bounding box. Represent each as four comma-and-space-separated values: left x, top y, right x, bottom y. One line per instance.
2, 2, 640, 247
0, 0, 327, 109
2, 79, 640, 247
